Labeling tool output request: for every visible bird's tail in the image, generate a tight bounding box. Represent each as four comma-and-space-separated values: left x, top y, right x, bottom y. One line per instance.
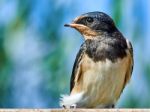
59, 92, 84, 108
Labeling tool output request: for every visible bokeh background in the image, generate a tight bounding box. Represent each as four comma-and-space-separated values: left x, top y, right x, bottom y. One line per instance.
0, 0, 150, 108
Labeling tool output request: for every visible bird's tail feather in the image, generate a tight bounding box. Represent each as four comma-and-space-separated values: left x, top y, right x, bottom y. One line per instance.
59, 92, 84, 108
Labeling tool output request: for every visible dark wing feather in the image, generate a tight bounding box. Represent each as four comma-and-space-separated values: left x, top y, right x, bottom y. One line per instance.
122, 40, 134, 92
70, 43, 86, 92
128, 40, 134, 75
125, 40, 134, 83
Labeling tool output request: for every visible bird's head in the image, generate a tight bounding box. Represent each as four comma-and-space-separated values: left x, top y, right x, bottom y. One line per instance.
65, 11, 118, 39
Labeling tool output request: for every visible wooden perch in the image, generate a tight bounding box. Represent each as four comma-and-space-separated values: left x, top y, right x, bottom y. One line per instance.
0, 109, 149, 112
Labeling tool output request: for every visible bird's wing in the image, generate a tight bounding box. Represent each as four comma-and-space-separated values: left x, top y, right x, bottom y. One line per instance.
122, 39, 134, 90
70, 43, 86, 92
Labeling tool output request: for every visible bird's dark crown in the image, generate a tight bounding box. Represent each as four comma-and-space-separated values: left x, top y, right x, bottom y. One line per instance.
74, 11, 118, 33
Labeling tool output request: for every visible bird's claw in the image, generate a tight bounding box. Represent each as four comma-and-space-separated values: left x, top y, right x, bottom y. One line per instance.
70, 104, 77, 109
62, 104, 77, 109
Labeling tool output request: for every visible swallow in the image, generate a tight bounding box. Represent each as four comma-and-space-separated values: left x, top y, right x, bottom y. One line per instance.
60, 11, 133, 108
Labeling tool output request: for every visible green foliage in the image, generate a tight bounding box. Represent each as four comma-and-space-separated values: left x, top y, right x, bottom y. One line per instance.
111, 0, 123, 26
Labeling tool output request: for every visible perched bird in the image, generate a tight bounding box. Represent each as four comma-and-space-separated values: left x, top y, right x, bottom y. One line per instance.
60, 11, 133, 108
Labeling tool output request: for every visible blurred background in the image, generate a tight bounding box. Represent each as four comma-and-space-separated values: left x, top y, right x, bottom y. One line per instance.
0, 0, 150, 108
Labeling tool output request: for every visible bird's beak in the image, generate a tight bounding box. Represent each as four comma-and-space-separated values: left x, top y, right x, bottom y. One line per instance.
64, 24, 71, 27
64, 16, 84, 28
64, 16, 98, 37
64, 23, 87, 34
64, 23, 82, 28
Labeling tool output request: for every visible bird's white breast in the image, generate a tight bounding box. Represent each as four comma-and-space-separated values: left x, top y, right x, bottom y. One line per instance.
80, 53, 129, 107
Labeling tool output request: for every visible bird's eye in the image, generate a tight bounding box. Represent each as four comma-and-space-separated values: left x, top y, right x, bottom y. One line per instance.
86, 17, 94, 23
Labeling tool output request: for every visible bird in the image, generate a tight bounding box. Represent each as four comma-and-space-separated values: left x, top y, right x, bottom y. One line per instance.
60, 11, 133, 108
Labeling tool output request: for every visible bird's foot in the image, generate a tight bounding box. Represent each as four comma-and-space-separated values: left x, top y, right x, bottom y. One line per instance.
62, 105, 66, 109
62, 104, 77, 109
70, 104, 77, 109
105, 104, 115, 108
